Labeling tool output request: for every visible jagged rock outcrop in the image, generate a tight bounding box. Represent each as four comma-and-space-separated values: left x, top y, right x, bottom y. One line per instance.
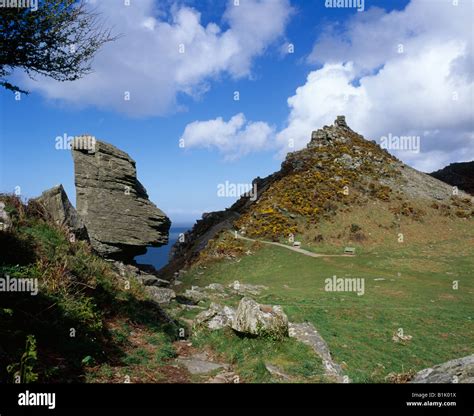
430, 161, 474, 195
72, 136, 170, 260
410, 354, 474, 383
33, 185, 88, 240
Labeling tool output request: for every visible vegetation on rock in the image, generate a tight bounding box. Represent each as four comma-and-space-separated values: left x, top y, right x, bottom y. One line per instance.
0, 194, 178, 383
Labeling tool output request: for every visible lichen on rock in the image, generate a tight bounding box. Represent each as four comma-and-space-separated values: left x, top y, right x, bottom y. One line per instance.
231, 297, 289, 339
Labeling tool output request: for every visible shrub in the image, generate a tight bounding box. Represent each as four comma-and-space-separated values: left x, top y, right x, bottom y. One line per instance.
6, 335, 38, 383
350, 224, 362, 233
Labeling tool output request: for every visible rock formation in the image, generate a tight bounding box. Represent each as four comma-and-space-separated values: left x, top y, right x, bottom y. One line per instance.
72, 135, 170, 260
33, 185, 88, 240
231, 297, 289, 339
410, 354, 474, 383
430, 161, 474, 195
194, 303, 236, 331
166, 116, 473, 276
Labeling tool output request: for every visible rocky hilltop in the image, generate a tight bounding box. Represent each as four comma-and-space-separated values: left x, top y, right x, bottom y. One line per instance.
430, 161, 474, 195
72, 136, 170, 260
166, 116, 473, 274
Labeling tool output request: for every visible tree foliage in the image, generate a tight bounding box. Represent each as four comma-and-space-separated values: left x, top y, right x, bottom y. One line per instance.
0, 0, 116, 93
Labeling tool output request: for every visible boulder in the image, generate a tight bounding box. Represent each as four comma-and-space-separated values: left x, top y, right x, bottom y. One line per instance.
72, 136, 170, 260
33, 185, 87, 239
205, 283, 225, 292
137, 274, 170, 287
111, 261, 170, 287
334, 115, 349, 128
194, 303, 235, 331
228, 280, 268, 296
176, 352, 229, 375
231, 297, 288, 339
145, 286, 176, 305
184, 287, 208, 303
410, 354, 474, 383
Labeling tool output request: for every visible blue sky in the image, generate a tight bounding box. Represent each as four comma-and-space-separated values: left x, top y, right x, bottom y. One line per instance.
0, 0, 472, 225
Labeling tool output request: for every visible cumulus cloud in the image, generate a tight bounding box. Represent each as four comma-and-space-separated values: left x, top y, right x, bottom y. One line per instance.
169, 0, 473, 169
180, 113, 275, 160
276, 0, 473, 171
19, 0, 292, 117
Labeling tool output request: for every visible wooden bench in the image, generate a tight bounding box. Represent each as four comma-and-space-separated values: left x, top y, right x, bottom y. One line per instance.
344, 247, 356, 255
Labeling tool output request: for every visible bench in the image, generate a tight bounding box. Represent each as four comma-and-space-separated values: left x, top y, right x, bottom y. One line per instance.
344, 247, 356, 255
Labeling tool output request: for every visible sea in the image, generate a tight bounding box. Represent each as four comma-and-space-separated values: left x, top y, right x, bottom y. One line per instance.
134, 225, 192, 270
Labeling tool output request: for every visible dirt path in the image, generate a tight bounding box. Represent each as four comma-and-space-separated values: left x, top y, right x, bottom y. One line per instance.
173, 340, 238, 383
231, 231, 353, 258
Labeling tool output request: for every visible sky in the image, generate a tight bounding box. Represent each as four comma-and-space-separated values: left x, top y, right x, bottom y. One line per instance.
0, 0, 472, 225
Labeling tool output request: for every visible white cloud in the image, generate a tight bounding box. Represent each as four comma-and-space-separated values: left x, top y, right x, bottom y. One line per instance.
19, 0, 292, 117
170, 0, 473, 170
277, 0, 474, 171
180, 113, 275, 159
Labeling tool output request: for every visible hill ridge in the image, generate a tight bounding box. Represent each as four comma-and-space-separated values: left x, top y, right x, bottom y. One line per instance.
164, 116, 473, 275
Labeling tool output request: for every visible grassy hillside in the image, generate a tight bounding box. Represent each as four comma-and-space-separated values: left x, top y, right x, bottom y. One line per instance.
0, 195, 180, 383
176, 225, 474, 383
165, 121, 473, 383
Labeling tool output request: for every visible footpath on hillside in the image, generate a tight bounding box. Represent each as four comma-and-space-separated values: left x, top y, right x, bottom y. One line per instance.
230, 230, 353, 258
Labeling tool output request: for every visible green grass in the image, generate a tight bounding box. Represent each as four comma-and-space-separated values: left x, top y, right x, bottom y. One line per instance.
182, 238, 474, 383
122, 348, 150, 366
0, 195, 181, 383
192, 329, 326, 383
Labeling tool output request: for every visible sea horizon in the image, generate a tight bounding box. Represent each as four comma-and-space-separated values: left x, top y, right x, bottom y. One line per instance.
134, 224, 193, 270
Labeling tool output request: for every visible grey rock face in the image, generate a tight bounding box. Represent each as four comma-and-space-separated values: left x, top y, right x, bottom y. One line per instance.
194, 303, 236, 331
289, 322, 346, 382
232, 297, 288, 339
183, 287, 208, 303
176, 352, 229, 375
0, 201, 12, 231
410, 354, 474, 383
227, 280, 268, 296
205, 283, 225, 292
33, 185, 87, 239
72, 136, 170, 260
334, 115, 349, 128
145, 286, 176, 305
